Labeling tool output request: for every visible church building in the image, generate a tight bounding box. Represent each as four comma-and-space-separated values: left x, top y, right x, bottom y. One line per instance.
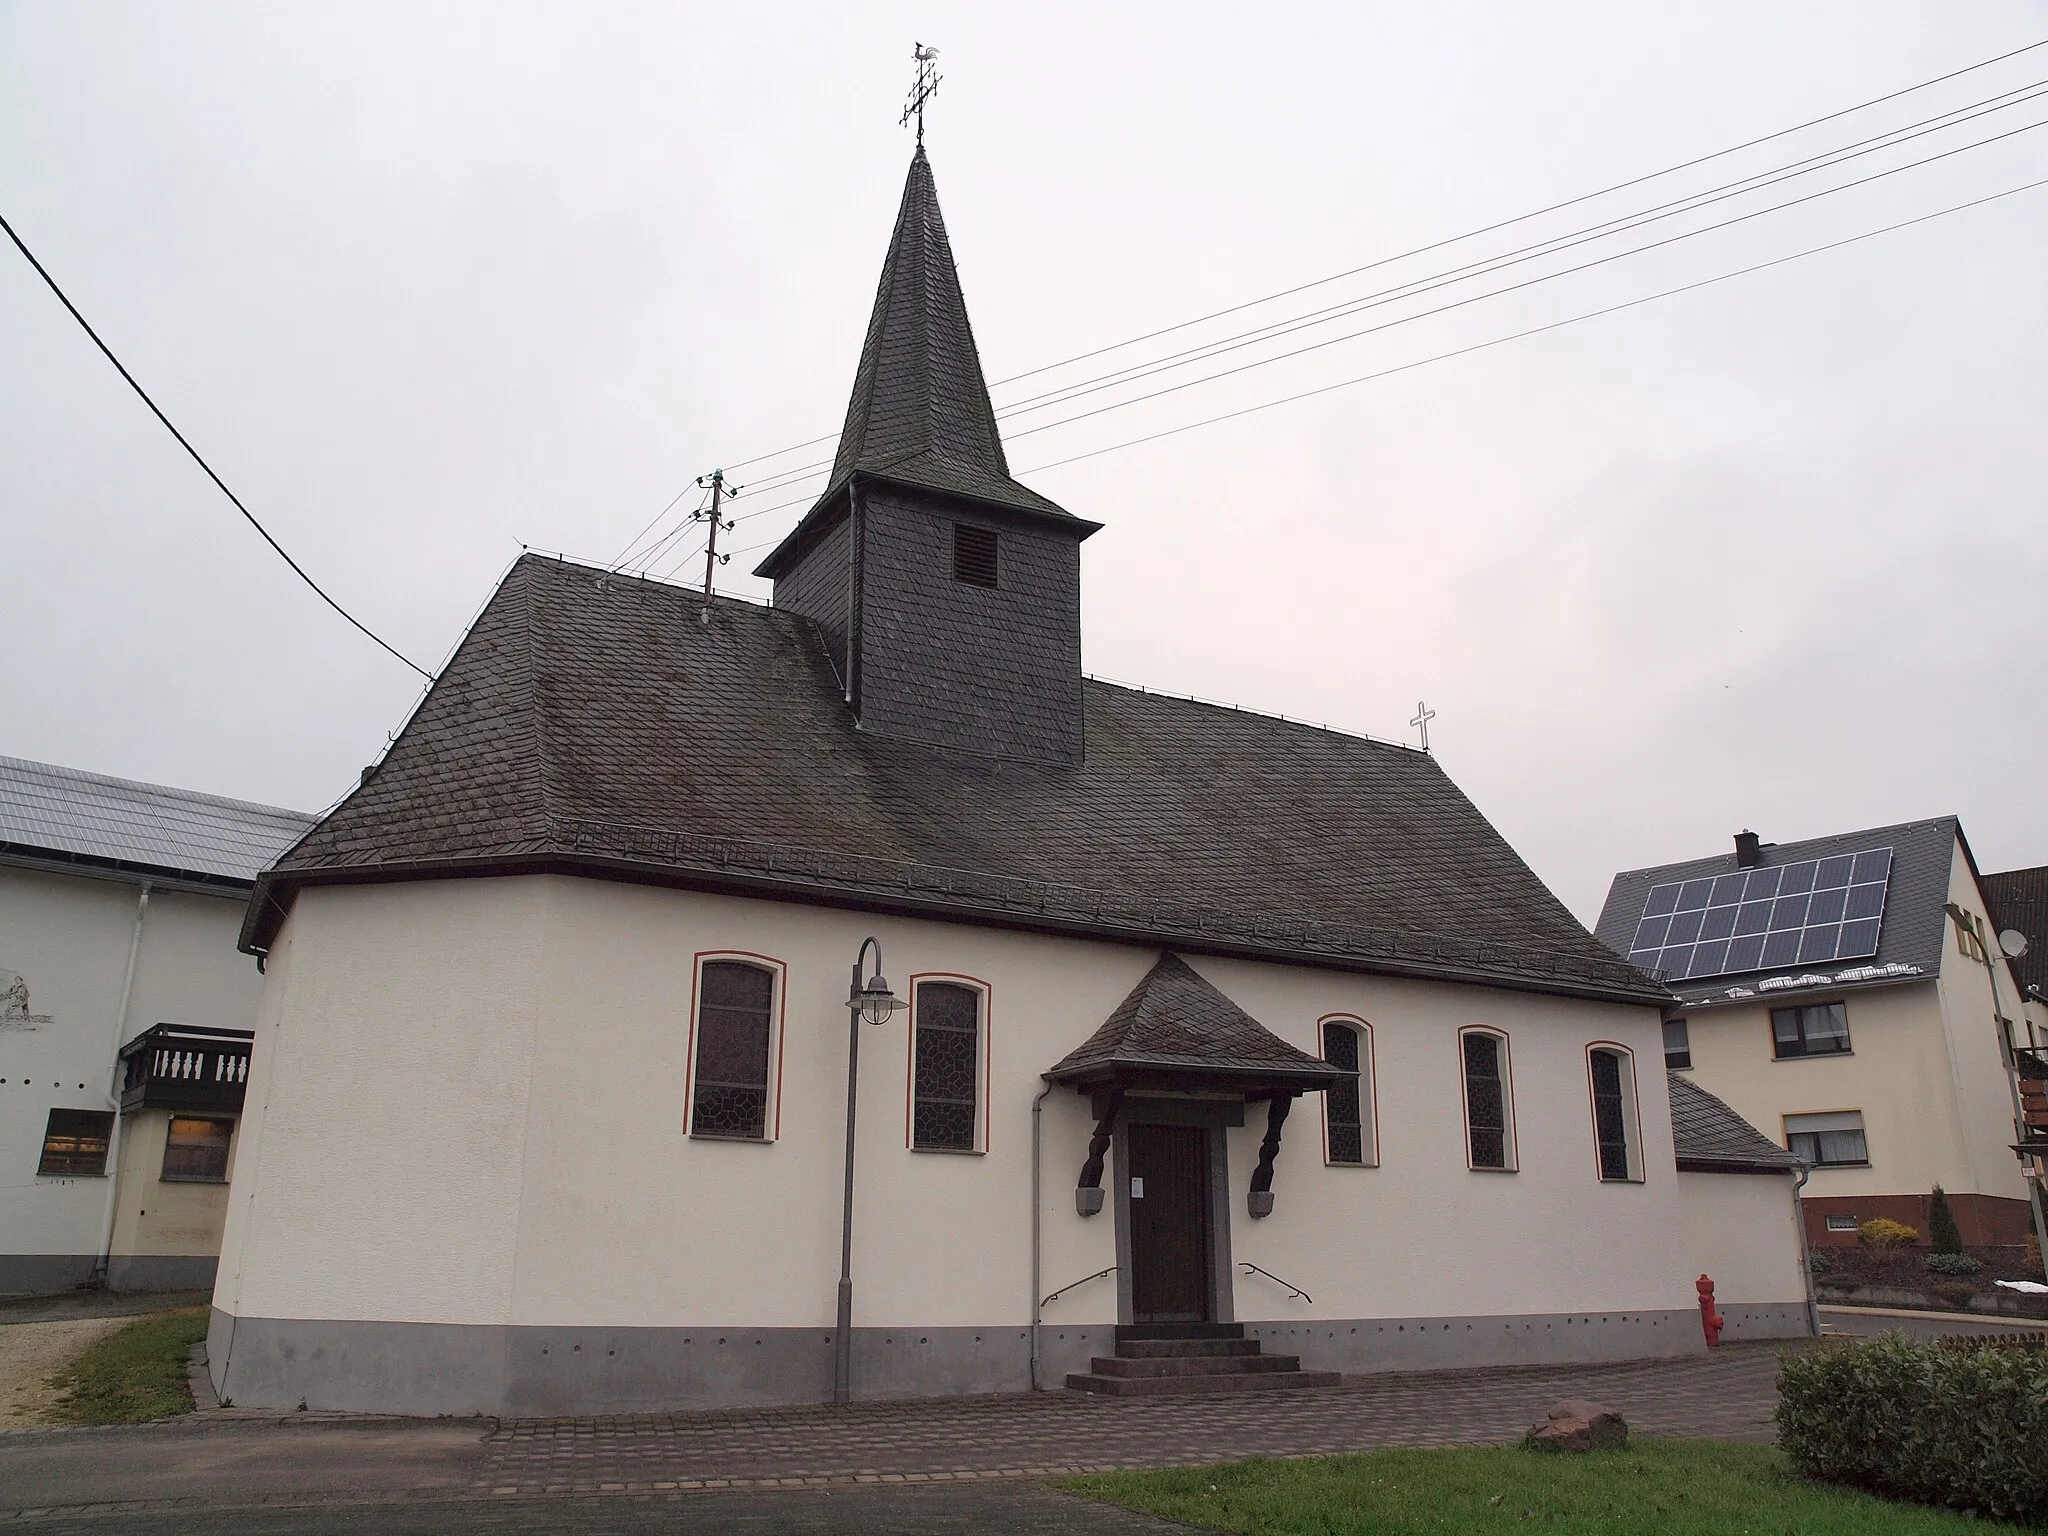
208, 149, 1809, 1416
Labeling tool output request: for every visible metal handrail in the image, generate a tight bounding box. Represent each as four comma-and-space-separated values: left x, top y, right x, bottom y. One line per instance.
1240, 1262, 1312, 1303
1040, 1266, 1116, 1309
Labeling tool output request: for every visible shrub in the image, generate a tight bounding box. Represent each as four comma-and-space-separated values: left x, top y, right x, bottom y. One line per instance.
1777, 1333, 2048, 1524
1927, 1186, 1963, 1255
1856, 1218, 1918, 1254
1924, 1251, 1981, 1276
1805, 1250, 1833, 1275
1929, 1281, 1977, 1311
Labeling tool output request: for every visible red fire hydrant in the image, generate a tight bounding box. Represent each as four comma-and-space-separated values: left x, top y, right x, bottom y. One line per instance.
1697, 1274, 1724, 1347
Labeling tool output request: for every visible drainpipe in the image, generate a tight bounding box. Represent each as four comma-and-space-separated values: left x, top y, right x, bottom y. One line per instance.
88, 883, 151, 1287
1028, 1081, 1053, 1391
1792, 1163, 1820, 1338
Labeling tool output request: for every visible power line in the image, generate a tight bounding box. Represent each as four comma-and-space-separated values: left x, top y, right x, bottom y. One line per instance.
678, 37, 2047, 484
1014, 177, 2048, 476
692, 111, 2048, 538
0, 211, 434, 680
993, 78, 2048, 422
700, 170, 2048, 559
999, 112, 2048, 443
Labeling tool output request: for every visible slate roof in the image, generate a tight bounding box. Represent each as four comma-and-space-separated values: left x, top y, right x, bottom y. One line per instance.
0, 755, 316, 888
1593, 818, 1959, 1010
1046, 953, 1344, 1091
245, 554, 1664, 1005
1984, 865, 2048, 999
1667, 1074, 1801, 1174
756, 148, 1096, 580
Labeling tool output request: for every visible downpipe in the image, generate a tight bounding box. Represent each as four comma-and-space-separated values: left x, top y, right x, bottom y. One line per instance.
88, 883, 150, 1287
1793, 1163, 1821, 1338
1029, 1081, 1053, 1391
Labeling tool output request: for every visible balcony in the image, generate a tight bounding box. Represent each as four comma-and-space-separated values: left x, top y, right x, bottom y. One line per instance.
2015, 1046, 2048, 1150
118, 1023, 253, 1115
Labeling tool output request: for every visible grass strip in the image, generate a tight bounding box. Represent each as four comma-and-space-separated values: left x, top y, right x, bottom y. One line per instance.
43, 1307, 208, 1426
1061, 1439, 2032, 1534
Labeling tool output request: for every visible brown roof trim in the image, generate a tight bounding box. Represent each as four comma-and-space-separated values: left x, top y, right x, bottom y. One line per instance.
1676, 1157, 1797, 1176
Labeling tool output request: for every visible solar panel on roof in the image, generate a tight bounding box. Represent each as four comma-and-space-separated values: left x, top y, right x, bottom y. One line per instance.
1628, 846, 1892, 983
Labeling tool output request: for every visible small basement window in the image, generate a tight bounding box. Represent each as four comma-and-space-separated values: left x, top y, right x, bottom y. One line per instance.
1786, 1110, 1868, 1168
161, 1116, 234, 1183
37, 1109, 114, 1177
1662, 1017, 1691, 1070
1824, 1214, 1860, 1232
953, 524, 999, 589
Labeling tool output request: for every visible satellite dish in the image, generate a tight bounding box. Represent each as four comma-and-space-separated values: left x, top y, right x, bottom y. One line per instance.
2000, 929, 2029, 959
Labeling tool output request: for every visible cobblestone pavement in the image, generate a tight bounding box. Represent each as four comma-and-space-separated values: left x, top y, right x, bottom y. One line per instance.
0, 1342, 1792, 1527
6, 1481, 1175, 1535
470, 1342, 1788, 1498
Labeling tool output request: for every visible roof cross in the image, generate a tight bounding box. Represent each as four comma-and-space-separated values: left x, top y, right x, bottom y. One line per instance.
900, 43, 941, 144
1411, 700, 1437, 753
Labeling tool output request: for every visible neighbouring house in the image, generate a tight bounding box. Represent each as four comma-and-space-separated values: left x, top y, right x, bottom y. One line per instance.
0, 756, 314, 1293
208, 147, 1808, 1418
1596, 819, 2043, 1254
1982, 865, 2048, 1205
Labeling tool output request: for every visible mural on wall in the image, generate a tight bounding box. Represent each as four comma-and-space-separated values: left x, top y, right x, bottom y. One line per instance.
2, 970, 53, 1027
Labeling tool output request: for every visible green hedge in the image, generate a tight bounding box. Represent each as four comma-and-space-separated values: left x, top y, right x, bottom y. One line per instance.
1777, 1333, 2048, 1525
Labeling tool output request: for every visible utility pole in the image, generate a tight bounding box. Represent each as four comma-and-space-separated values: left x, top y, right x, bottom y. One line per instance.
694, 469, 738, 596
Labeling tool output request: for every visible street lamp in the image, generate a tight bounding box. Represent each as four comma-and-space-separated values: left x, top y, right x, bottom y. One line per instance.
835, 937, 906, 1405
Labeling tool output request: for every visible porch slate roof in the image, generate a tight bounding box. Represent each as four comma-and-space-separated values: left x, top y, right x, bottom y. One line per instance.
1045, 953, 1343, 1093
244, 556, 1665, 1006
1667, 1074, 1800, 1174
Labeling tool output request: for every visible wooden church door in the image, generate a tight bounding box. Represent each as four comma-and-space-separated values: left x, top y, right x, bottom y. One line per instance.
1126, 1122, 1214, 1323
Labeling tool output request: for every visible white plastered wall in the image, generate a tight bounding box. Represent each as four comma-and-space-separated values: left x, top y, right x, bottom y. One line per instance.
0, 866, 259, 1265
223, 873, 1700, 1333
1676, 1172, 1807, 1304
1932, 842, 2032, 1205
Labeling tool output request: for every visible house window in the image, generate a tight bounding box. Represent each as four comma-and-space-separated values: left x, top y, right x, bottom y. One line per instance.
161, 1116, 233, 1182
910, 979, 984, 1152
1460, 1028, 1516, 1170
1786, 1110, 1868, 1167
1953, 909, 1988, 962
1662, 1018, 1691, 1069
1587, 1045, 1641, 1182
1772, 1002, 1850, 1059
37, 1109, 114, 1177
1320, 1018, 1375, 1166
689, 958, 779, 1140
953, 524, 999, 589
1824, 1214, 1859, 1232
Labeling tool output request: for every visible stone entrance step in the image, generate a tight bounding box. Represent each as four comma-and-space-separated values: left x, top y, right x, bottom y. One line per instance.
1066, 1324, 1340, 1396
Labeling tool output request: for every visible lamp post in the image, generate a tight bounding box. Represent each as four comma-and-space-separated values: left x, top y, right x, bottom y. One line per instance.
835, 937, 906, 1405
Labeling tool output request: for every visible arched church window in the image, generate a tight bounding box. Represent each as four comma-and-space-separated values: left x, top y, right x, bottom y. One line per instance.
690, 959, 778, 1140
1460, 1027, 1516, 1171
1319, 1018, 1375, 1166
1587, 1045, 1641, 1182
911, 979, 985, 1151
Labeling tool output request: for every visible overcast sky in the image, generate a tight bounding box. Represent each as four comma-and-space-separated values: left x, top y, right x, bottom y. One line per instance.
3, 2, 2044, 924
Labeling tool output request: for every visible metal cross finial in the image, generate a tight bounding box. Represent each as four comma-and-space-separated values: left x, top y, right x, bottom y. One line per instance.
900, 43, 941, 144
1411, 700, 1437, 753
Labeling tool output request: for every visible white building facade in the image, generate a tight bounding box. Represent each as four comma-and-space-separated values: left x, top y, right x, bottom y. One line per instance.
0, 757, 313, 1293
211, 147, 1809, 1415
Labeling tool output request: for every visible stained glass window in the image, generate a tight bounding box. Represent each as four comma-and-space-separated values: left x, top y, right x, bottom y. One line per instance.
1322, 1021, 1367, 1165
1463, 1031, 1510, 1169
692, 961, 775, 1139
913, 981, 981, 1151
1590, 1049, 1631, 1181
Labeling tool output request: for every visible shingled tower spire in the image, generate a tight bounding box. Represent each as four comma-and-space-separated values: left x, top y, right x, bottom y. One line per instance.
758, 149, 1099, 766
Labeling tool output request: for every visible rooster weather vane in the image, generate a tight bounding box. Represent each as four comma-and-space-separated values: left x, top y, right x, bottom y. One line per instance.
901, 43, 941, 144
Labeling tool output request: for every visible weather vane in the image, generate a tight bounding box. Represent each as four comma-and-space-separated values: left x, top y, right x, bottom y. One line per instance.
900, 43, 941, 144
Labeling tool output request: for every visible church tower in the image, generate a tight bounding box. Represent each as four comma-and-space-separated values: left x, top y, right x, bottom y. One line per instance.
755, 148, 1100, 765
